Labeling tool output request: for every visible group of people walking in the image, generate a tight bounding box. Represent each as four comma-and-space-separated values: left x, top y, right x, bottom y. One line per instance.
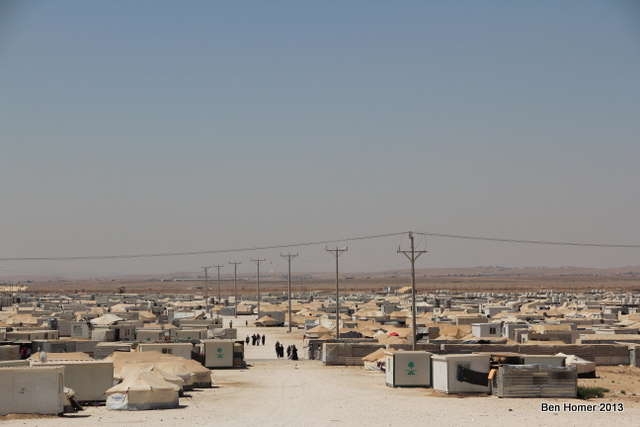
246, 333, 265, 346
274, 341, 298, 360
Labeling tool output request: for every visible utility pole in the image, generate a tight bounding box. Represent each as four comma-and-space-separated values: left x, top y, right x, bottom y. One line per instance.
213, 264, 224, 312
229, 261, 242, 318
252, 258, 266, 319
398, 232, 427, 350
326, 246, 348, 340
280, 253, 298, 333
202, 265, 212, 313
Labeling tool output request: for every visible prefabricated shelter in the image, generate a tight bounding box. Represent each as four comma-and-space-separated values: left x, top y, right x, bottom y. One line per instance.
6, 330, 58, 341
520, 354, 565, 367
200, 339, 235, 368
31, 360, 114, 402
92, 327, 116, 342
494, 364, 577, 398
69, 321, 90, 339
136, 329, 166, 342
385, 351, 432, 388
0, 366, 65, 415
106, 371, 180, 410
471, 323, 502, 339
176, 329, 208, 340
94, 342, 133, 359
0, 344, 20, 361
323, 342, 385, 366
0, 360, 29, 367
432, 354, 491, 394
137, 342, 193, 360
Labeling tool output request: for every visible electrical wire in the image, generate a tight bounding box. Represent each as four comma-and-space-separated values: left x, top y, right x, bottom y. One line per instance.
0, 232, 409, 261
1, 230, 638, 262
414, 231, 640, 248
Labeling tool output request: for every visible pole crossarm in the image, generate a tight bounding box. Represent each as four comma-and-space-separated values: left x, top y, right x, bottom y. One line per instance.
326, 246, 348, 340
397, 232, 427, 351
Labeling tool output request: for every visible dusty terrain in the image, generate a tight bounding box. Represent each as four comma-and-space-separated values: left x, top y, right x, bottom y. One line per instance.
18, 270, 640, 295
1, 317, 640, 427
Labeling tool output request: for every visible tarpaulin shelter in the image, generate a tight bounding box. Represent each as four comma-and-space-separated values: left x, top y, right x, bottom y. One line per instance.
106, 371, 180, 410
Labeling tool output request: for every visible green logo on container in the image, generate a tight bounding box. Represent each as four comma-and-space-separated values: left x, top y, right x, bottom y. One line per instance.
406, 361, 417, 376
216, 347, 225, 359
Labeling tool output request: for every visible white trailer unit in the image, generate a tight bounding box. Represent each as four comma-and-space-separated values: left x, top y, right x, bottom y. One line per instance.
31, 360, 114, 402
432, 354, 490, 394
201, 339, 235, 368
177, 329, 208, 340
136, 329, 165, 342
385, 351, 432, 388
0, 366, 65, 415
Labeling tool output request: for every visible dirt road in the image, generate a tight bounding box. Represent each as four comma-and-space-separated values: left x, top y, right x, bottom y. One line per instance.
1, 317, 639, 427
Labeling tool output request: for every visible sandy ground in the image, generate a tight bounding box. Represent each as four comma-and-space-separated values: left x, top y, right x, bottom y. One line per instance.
2, 316, 640, 427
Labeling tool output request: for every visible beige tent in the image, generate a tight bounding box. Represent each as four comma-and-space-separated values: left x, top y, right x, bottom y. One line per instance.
29, 352, 93, 362
106, 372, 180, 410
255, 316, 283, 327
108, 351, 193, 385
137, 311, 157, 322
306, 325, 332, 337
119, 364, 185, 390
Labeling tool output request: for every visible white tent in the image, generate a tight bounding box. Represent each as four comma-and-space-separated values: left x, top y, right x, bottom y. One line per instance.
106, 372, 180, 410
91, 314, 125, 326
555, 352, 596, 377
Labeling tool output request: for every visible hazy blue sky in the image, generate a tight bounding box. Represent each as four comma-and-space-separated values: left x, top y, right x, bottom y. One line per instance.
1, 0, 639, 278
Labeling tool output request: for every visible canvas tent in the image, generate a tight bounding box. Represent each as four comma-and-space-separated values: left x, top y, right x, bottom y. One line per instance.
107, 351, 197, 388
255, 316, 283, 327
119, 364, 185, 391
106, 371, 180, 410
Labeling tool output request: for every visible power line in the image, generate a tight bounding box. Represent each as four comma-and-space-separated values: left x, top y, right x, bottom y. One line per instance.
1, 230, 638, 262
0, 232, 406, 261
415, 232, 640, 248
